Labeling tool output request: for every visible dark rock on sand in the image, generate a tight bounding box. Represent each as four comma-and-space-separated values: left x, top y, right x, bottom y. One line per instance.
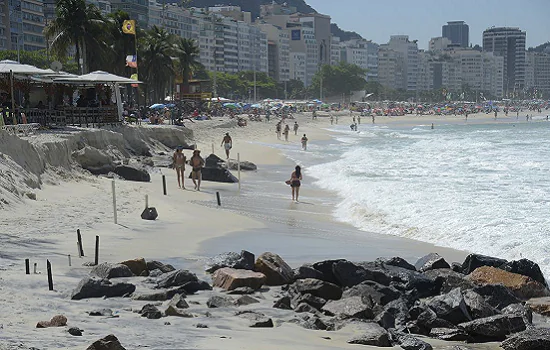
120, 257, 148, 276
347, 323, 391, 347
114, 165, 150, 182
332, 260, 390, 287
146, 260, 175, 274
91, 263, 133, 279
36, 315, 67, 328
414, 253, 450, 272
206, 250, 255, 273
429, 327, 469, 341
235, 295, 260, 306
72, 277, 136, 300
500, 258, 547, 287
167, 294, 189, 309
68, 327, 83, 336
376, 257, 416, 271
312, 259, 346, 284
293, 278, 342, 300
461, 253, 508, 275
132, 290, 173, 301
227, 286, 256, 295
423, 268, 474, 294
85, 334, 126, 350
294, 302, 318, 313
426, 288, 471, 324
140, 304, 162, 319
199, 167, 238, 183
156, 269, 198, 289
293, 293, 327, 310
88, 309, 113, 317
179, 280, 212, 294
206, 295, 234, 308
254, 252, 295, 286
500, 327, 550, 350
379, 298, 410, 329
414, 307, 456, 332
502, 303, 533, 324
343, 280, 401, 306
294, 264, 326, 280
164, 305, 193, 318
462, 289, 500, 319
472, 284, 521, 309
458, 314, 526, 341
273, 296, 292, 310
322, 296, 373, 319
389, 330, 433, 350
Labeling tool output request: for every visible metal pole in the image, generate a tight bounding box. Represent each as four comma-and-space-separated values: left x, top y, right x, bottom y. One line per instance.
237, 153, 241, 191
145, 194, 148, 209
9, 70, 15, 123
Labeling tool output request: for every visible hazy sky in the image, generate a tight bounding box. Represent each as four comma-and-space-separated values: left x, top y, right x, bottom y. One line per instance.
306, 0, 550, 49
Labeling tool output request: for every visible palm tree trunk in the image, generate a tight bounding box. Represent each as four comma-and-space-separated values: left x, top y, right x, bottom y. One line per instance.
75, 39, 81, 74
82, 39, 87, 74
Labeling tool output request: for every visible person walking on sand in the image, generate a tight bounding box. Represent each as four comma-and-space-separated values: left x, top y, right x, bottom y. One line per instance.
190, 150, 205, 191
284, 124, 290, 141
276, 122, 282, 139
301, 134, 308, 151
330, 115, 334, 125
173, 146, 187, 189
221, 132, 232, 159
293, 121, 299, 135
287, 165, 303, 202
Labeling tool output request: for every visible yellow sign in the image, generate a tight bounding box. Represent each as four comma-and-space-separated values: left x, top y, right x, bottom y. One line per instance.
130, 73, 138, 80
122, 20, 136, 35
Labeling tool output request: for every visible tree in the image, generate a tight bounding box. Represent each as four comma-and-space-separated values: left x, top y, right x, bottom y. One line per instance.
44, 0, 107, 73
173, 37, 203, 90
310, 62, 367, 98
139, 26, 175, 103
281, 79, 306, 99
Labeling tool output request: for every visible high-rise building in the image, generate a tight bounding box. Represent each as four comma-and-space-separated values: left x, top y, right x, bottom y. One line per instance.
111, 0, 149, 28
330, 36, 341, 65
383, 35, 418, 91
0, 0, 11, 49
257, 23, 290, 83
525, 51, 550, 97
378, 45, 403, 91
429, 37, 452, 52
483, 27, 526, 95
442, 21, 469, 48
339, 39, 379, 81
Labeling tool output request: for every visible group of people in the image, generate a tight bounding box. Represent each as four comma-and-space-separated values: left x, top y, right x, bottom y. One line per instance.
172, 147, 206, 191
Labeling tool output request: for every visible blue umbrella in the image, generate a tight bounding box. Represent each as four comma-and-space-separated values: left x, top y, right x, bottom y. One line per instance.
165, 103, 175, 108
150, 103, 165, 109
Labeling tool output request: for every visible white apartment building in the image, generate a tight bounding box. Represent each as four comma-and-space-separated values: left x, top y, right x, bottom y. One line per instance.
526, 51, 550, 96
290, 51, 306, 83
340, 39, 379, 81
385, 35, 419, 91
330, 36, 342, 65
378, 45, 404, 90
257, 23, 290, 82
287, 23, 318, 87
148, 1, 193, 39
429, 37, 452, 52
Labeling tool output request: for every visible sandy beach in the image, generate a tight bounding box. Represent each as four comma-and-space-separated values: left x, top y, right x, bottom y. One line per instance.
0, 110, 536, 349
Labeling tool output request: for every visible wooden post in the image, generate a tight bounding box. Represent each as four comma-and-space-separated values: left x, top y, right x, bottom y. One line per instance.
237, 153, 241, 191
162, 175, 167, 195
216, 191, 221, 206
211, 142, 215, 155
46, 260, 53, 291
25, 259, 30, 275
33, 263, 37, 274
94, 235, 99, 266
145, 194, 149, 209
77, 229, 84, 257
68, 254, 71, 267
112, 180, 117, 224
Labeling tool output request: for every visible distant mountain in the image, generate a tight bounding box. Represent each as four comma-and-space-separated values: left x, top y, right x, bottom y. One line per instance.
527, 42, 550, 53
187, 0, 364, 41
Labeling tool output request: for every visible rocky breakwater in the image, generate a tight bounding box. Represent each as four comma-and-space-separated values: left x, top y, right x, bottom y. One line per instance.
50, 251, 550, 349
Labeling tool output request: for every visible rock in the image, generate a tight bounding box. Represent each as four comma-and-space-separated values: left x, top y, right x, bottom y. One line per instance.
25, 192, 37, 200
85, 334, 126, 350
380, 298, 410, 329
235, 295, 260, 306
88, 309, 113, 317
149, 269, 163, 278
198, 167, 239, 183
206, 251, 255, 273
228, 159, 257, 171
429, 327, 469, 341
156, 269, 198, 289
311, 259, 347, 284
294, 264, 326, 280
294, 302, 318, 313
451, 262, 464, 273
423, 268, 473, 294
68, 327, 83, 336
165, 286, 188, 299
322, 296, 373, 319
502, 303, 533, 324
347, 323, 391, 347
500, 258, 547, 287
376, 257, 416, 271
91, 263, 133, 279
254, 252, 294, 286
458, 314, 526, 341
164, 305, 193, 318
120, 258, 148, 276
195, 323, 208, 328
390, 331, 433, 350
332, 260, 384, 287
374, 310, 396, 329
273, 296, 292, 310
293, 293, 327, 310
206, 295, 234, 308
343, 280, 401, 306
500, 327, 550, 350
140, 304, 162, 319
238, 312, 274, 328
526, 297, 550, 316
461, 253, 508, 275
467, 266, 550, 300
212, 267, 266, 291
146, 260, 175, 274
462, 289, 500, 319
179, 280, 212, 294
167, 294, 189, 309
205, 154, 225, 168
73, 147, 113, 169
36, 315, 67, 328
114, 165, 150, 182
71, 277, 136, 300
472, 284, 521, 309
227, 287, 255, 295
132, 291, 171, 301
414, 253, 450, 272
414, 307, 456, 333
293, 278, 342, 300
141, 207, 158, 221
427, 288, 471, 324
294, 314, 334, 330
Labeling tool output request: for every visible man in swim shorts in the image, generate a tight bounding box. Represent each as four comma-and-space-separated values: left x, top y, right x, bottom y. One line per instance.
221, 132, 232, 159
190, 149, 205, 191
173, 146, 187, 189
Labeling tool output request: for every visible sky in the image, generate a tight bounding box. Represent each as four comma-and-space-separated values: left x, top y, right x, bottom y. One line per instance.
306, 0, 550, 50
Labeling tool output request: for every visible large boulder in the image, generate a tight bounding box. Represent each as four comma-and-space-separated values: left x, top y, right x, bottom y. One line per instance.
390, 331, 433, 350
293, 278, 342, 301
311, 259, 346, 284
36, 315, 67, 328
228, 159, 257, 171
212, 267, 266, 291
205, 154, 225, 168
332, 260, 389, 287
140, 304, 162, 319
414, 253, 450, 272
206, 251, 255, 273
91, 263, 133, 279
414, 307, 456, 333
198, 167, 238, 183
71, 277, 135, 300
294, 264, 326, 281
500, 258, 547, 287
342, 280, 401, 306
462, 289, 500, 319
156, 269, 198, 289
502, 303, 533, 324
254, 252, 294, 286
347, 323, 391, 347
467, 266, 549, 299
459, 314, 526, 341
206, 295, 234, 308
178, 280, 212, 294
423, 268, 473, 294
500, 327, 550, 350
429, 327, 469, 341
321, 296, 373, 319
472, 284, 521, 309
146, 260, 175, 274
292, 293, 327, 310
426, 288, 471, 324
461, 253, 507, 275
379, 298, 410, 329
376, 257, 416, 271
85, 334, 126, 350
114, 165, 150, 182
526, 297, 550, 316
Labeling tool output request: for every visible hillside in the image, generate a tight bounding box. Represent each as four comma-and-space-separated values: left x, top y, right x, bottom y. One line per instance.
187, 0, 364, 41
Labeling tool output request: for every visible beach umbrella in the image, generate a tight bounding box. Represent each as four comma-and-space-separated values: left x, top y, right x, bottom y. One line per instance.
165, 103, 175, 108
149, 103, 165, 109
251, 103, 262, 108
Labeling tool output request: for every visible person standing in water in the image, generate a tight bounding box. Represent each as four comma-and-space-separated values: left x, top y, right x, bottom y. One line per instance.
190, 150, 205, 191
173, 146, 187, 189
288, 165, 303, 202
221, 132, 232, 159
301, 134, 308, 151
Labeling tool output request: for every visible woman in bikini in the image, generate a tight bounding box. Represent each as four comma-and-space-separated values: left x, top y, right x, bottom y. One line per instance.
173, 146, 187, 189
288, 165, 303, 202
190, 150, 205, 191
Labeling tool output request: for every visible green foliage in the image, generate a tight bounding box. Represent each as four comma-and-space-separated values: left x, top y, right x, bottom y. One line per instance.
310, 62, 367, 98
209, 71, 280, 100
173, 37, 203, 87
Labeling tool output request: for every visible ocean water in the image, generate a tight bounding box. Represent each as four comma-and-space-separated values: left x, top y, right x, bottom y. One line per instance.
286, 119, 550, 277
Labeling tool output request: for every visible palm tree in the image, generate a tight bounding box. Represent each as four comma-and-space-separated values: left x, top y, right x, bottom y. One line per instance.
104, 10, 135, 76
173, 38, 202, 91
140, 26, 175, 103
44, 0, 106, 73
